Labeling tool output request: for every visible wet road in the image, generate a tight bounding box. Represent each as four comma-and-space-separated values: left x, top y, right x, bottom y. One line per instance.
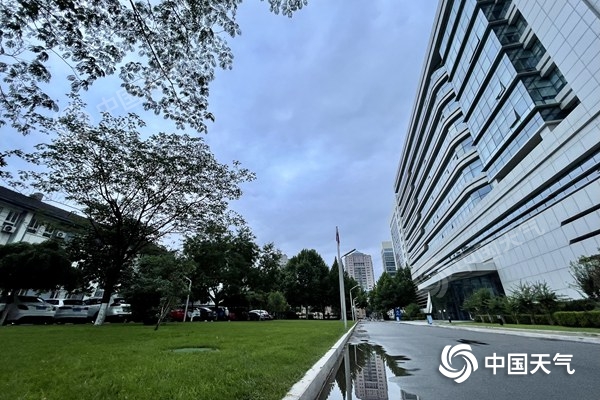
330, 321, 600, 400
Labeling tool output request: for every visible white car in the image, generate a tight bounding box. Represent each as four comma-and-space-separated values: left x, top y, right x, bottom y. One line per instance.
85, 297, 132, 322
45, 299, 89, 324
0, 295, 55, 324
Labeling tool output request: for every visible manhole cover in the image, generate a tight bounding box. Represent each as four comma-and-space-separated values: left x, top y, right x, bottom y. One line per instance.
171, 347, 218, 353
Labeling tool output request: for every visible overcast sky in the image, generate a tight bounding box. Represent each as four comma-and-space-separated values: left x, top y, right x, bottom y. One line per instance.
1, 1, 438, 279
205, 1, 437, 277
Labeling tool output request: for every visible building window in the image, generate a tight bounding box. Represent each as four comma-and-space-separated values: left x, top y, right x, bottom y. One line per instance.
4, 210, 19, 225
26, 218, 41, 233
509, 109, 521, 129
42, 225, 56, 237
496, 82, 506, 100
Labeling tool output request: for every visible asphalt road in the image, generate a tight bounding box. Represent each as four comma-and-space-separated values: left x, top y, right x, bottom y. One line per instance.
349, 321, 600, 400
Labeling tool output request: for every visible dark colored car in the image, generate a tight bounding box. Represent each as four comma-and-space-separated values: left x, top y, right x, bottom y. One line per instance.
248, 309, 272, 321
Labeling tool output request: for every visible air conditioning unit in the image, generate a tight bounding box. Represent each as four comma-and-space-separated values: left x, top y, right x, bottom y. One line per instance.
2, 225, 15, 233
55, 231, 66, 239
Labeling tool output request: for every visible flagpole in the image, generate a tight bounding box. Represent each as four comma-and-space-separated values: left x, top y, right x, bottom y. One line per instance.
336, 226, 347, 330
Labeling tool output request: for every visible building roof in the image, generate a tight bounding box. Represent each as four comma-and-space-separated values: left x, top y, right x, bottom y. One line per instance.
0, 186, 86, 227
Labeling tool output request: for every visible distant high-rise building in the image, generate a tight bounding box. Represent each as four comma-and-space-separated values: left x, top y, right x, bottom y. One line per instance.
355, 351, 388, 400
381, 241, 398, 277
345, 251, 375, 291
278, 254, 289, 269
391, 0, 600, 317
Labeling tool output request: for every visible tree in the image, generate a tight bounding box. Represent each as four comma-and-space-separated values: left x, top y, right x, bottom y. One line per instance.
404, 303, 421, 319
249, 243, 284, 295
504, 295, 521, 324
368, 269, 417, 319
532, 281, 560, 322
510, 281, 538, 324
0, 0, 307, 139
462, 288, 493, 322
570, 252, 600, 300
327, 258, 359, 319
184, 223, 259, 310
371, 272, 396, 315
267, 291, 288, 319
21, 107, 254, 325
120, 251, 194, 330
394, 267, 417, 308
0, 241, 79, 325
283, 249, 329, 314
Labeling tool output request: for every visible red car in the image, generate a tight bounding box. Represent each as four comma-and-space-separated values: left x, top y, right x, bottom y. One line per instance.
170, 306, 216, 322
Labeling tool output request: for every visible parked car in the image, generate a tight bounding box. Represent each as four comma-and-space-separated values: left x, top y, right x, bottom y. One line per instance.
170, 306, 216, 322
45, 299, 89, 324
85, 297, 132, 323
0, 295, 55, 324
248, 309, 272, 321
200, 305, 229, 321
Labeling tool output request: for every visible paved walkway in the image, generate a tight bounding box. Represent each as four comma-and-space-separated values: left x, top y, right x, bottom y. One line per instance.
397, 319, 600, 345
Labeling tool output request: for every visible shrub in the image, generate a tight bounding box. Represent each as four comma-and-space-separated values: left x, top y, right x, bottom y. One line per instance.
557, 299, 597, 312
534, 313, 553, 325
404, 303, 421, 319
553, 311, 600, 328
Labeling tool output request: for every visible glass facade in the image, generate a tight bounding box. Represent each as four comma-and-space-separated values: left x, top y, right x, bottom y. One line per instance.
391, 0, 592, 311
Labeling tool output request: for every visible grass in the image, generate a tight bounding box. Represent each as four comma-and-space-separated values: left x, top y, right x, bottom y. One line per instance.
453, 321, 600, 335
0, 320, 350, 400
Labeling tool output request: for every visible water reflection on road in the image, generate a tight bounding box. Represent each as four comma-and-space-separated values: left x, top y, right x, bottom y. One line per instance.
320, 342, 421, 400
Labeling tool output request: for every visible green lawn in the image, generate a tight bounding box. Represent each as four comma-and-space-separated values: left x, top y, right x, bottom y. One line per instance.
453, 322, 600, 335
0, 320, 349, 400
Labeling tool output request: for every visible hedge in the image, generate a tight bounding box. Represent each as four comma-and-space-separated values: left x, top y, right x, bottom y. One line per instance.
552, 311, 600, 328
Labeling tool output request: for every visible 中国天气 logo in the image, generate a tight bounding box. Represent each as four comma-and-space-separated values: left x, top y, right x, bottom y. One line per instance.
439, 344, 479, 383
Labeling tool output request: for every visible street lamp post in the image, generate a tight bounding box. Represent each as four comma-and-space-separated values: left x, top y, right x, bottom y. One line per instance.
337, 248, 356, 329
349, 284, 360, 321
183, 276, 192, 322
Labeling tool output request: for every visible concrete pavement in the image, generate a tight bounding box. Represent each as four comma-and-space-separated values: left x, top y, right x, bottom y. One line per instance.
398, 319, 600, 345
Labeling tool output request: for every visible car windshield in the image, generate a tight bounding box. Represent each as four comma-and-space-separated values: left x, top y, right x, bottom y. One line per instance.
18, 296, 44, 303
45, 299, 59, 305
63, 299, 84, 305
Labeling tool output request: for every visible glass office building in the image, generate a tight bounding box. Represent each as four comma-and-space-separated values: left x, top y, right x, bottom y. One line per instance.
391, 0, 600, 318
381, 241, 398, 277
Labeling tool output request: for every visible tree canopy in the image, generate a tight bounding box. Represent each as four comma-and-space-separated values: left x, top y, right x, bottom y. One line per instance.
283, 249, 329, 312
0, 240, 78, 293
21, 106, 253, 324
327, 258, 360, 318
0, 240, 80, 325
570, 252, 600, 300
184, 223, 259, 309
369, 268, 417, 316
0, 0, 307, 136
120, 251, 194, 330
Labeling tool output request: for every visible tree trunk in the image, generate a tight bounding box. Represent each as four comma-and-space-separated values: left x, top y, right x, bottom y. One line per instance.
0, 291, 16, 326
154, 297, 173, 331
94, 283, 115, 326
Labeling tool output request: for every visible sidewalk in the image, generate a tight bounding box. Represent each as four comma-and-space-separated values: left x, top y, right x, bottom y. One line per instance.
398, 319, 600, 345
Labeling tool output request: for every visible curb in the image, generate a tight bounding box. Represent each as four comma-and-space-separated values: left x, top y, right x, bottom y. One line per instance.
283, 323, 357, 400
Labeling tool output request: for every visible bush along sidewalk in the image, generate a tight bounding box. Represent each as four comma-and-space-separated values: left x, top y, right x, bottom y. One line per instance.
459, 280, 599, 328
553, 311, 600, 328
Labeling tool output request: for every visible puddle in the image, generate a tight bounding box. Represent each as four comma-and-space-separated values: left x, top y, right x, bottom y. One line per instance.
170, 347, 218, 353
319, 343, 421, 399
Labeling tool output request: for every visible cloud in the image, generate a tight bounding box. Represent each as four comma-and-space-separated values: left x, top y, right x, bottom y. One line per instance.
1, 1, 437, 280
206, 1, 437, 276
